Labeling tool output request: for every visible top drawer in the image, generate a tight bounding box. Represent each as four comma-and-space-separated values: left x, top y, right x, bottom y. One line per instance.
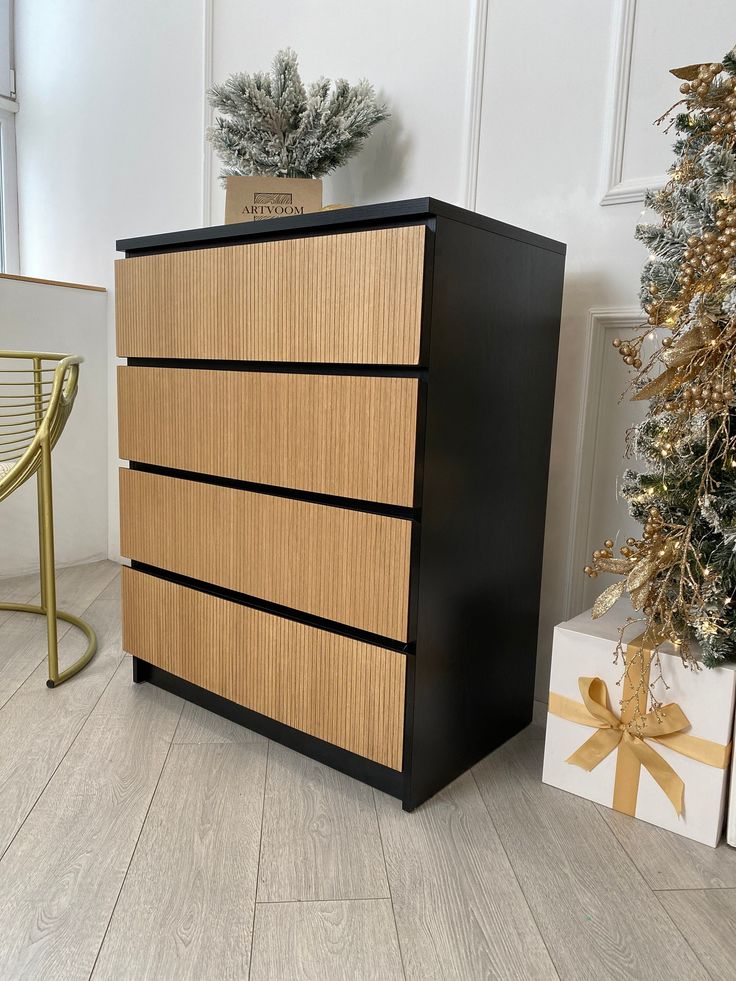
115, 225, 425, 364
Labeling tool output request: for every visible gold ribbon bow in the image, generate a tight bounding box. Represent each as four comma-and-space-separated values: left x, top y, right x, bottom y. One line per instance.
548, 636, 731, 818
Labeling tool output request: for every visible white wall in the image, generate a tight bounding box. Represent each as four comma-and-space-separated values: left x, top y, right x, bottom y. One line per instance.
14, 0, 204, 562
472, 0, 734, 699
206, 0, 475, 219
0, 278, 107, 576
12, 0, 735, 697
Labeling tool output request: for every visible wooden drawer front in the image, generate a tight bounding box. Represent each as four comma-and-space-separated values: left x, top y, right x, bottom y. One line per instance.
120, 469, 412, 641
122, 569, 405, 769
118, 367, 418, 506
115, 226, 425, 364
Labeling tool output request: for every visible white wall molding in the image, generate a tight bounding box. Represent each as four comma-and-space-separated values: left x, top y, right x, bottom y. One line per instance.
462, 0, 489, 210
600, 0, 664, 206
564, 306, 643, 619
201, 0, 214, 226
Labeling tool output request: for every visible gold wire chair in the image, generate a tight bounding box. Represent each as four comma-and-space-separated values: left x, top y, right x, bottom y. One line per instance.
0, 351, 97, 687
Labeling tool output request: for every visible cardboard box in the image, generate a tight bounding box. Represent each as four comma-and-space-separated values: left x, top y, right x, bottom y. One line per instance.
225, 176, 323, 224
542, 601, 735, 847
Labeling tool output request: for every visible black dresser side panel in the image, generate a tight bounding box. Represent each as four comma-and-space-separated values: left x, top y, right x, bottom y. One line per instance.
405, 215, 565, 809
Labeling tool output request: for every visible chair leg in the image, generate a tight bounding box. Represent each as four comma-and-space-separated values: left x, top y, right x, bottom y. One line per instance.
0, 360, 97, 688
38, 439, 60, 687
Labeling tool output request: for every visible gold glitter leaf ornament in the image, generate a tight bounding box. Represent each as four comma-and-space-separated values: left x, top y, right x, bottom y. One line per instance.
632, 366, 682, 402
627, 554, 661, 593
591, 580, 627, 619
670, 63, 710, 80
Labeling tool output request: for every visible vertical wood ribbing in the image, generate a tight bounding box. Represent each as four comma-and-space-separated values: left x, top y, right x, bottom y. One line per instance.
120, 469, 412, 641
117, 367, 418, 506
115, 226, 425, 364
122, 569, 406, 769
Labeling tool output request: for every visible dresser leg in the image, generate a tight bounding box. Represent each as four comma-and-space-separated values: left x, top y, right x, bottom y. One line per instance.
132, 655, 150, 684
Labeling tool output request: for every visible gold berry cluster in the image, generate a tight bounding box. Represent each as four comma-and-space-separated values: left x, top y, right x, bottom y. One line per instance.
611, 336, 643, 369
584, 539, 615, 579
642, 506, 664, 541
641, 281, 682, 328
680, 217, 736, 287
681, 378, 735, 410
679, 61, 726, 95
679, 62, 736, 147
584, 508, 664, 576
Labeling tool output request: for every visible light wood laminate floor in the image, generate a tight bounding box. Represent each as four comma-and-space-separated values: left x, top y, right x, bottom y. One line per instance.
1, 560, 735, 980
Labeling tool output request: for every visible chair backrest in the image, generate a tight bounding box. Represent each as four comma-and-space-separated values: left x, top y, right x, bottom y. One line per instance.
0, 351, 83, 503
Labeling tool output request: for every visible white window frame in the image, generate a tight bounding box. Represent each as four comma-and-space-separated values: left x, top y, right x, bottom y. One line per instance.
0, 98, 19, 273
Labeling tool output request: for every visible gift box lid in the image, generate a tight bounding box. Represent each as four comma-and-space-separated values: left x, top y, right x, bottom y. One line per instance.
554, 598, 736, 741
561, 598, 736, 672
561, 597, 694, 661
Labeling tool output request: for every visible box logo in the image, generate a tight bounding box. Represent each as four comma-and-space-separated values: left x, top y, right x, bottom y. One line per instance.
254, 192, 293, 205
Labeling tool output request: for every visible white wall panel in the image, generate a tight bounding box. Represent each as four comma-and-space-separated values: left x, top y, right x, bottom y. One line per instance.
207, 0, 474, 223
570, 310, 648, 616
603, 0, 735, 204
0, 278, 107, 576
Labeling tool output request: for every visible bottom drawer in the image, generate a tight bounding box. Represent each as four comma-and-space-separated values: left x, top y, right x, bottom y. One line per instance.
122, 568, 406, 771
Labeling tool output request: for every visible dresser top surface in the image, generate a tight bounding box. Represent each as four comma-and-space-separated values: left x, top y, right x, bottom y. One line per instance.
116, 196, 566, 257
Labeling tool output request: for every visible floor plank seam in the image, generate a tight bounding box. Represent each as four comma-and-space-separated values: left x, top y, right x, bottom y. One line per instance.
247, 738, 270, 981
254, 896, 397, 906
87, 695, 184, 980
469, 768, 562, 981
597, 805, 716, 980
371, 788, 407, 981
0, 651, 127, 866
652, 885, 736, 892
169, 694, 185, 745
651, 888, 717, 981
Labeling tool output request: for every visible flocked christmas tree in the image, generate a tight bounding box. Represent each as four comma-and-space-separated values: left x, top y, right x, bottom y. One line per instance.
586, 45, 736, 685
207, 48, 389, 181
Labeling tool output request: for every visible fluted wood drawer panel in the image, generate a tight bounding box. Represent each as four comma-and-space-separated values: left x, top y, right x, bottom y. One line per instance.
120, 469, 412, 641
115, 226, 425, 363
118, 366, 418, 506
122, 569, 406, 769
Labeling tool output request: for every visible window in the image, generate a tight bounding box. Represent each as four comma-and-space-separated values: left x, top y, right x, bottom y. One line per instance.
0, 0, 17, 274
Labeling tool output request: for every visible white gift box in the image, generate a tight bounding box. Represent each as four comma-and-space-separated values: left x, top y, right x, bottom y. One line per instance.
542, 601, 736, 847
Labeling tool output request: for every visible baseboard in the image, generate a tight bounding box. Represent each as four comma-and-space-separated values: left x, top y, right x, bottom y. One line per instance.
532, 698, 548, 729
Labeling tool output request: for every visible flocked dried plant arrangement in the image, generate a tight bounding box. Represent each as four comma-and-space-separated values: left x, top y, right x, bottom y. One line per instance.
207, 47, 390, 181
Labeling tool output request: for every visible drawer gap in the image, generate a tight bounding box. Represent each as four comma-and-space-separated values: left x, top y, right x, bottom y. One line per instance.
131, 562, 415, 656
126, 358, 428, 377
127, 462, 420, 521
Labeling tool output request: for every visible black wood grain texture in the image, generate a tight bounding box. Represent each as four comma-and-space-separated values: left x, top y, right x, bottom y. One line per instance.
404, 215, 565, 809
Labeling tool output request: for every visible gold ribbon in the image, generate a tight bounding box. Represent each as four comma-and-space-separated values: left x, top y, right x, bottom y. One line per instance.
548, 634, 731, 818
